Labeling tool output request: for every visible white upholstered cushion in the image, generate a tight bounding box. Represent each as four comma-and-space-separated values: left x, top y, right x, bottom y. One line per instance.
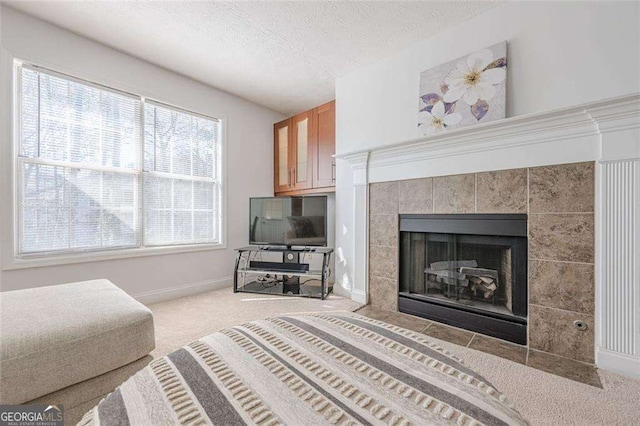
0, 279, 155, 404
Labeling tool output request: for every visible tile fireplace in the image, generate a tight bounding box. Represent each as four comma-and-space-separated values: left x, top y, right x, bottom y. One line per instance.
336, 94, 640, 377
364, 163, 598, 364
398, 214, 528, 344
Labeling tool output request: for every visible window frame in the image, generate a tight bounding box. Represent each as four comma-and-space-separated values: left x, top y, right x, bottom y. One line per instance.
6, 60, 227, 270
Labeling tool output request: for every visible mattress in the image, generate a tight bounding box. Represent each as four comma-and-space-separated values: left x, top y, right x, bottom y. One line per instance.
79, 313, 527, 425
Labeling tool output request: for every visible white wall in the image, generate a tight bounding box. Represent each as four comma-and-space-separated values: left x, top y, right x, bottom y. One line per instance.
0, 6, 284, 301
335, 1, 640, 297
336, 1, 639, 153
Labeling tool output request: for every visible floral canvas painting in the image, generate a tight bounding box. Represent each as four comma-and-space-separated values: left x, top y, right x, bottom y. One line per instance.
418, 42, 507, 135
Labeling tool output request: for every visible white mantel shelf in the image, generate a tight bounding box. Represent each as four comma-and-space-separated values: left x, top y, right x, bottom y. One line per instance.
335, 93, 640, 378
336, 93, 639, 169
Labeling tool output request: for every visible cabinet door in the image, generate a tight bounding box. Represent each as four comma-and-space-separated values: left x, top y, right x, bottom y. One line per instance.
291, 111, 313, 190
313, 101, 335, 188
274, 118, 292, 193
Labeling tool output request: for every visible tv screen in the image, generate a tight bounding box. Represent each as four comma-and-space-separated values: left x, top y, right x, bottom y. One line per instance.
249, 196, 327, 247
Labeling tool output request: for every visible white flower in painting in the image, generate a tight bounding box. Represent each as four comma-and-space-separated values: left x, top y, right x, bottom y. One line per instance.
443, 49, 506, 106
418, 101, 461, 135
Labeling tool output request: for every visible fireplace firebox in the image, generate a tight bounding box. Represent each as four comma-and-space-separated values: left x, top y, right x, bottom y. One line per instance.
399, 214, 527, 344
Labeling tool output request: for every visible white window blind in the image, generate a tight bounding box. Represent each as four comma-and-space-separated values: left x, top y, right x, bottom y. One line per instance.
143, 102, 220, 246
18, 66, 140, 255
16, 63, 223, 258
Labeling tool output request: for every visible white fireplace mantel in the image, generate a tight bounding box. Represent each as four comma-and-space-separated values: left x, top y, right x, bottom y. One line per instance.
335, 93, 640, 378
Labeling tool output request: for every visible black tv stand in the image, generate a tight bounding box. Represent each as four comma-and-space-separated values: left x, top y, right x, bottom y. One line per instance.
234, 246, 333, 299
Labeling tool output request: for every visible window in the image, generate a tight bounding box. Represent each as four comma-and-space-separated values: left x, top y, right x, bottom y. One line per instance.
143, 102, 220, 246
16, 63, 223, 258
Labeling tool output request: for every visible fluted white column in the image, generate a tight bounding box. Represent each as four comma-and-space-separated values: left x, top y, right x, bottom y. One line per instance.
595, 108, 640, 377
349, 153, 370, 304
601, 160, 638, 355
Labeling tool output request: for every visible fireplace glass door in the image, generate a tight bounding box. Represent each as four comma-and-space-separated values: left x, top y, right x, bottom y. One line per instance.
400, 231, 527, 321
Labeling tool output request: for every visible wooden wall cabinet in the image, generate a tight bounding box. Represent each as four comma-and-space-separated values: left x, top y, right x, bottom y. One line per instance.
274, 119, 292, 193
274, 100, 335, 196
291, 111, 314, 190
312, 100, 336, 189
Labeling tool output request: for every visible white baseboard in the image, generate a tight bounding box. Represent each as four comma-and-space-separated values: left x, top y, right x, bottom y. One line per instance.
597, 348, 640, 379
351, 289, 367, 305
331, 283, 351, 298
134, 276, 233, 305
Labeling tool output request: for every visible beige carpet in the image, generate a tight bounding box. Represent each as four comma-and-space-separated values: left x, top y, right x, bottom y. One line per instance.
149, 288, 640, 425
433, 340, 640, 426
148, 288, 362, 357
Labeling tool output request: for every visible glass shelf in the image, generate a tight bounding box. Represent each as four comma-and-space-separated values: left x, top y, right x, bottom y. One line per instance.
234, 246, 333, 300
237, 268, 324, 277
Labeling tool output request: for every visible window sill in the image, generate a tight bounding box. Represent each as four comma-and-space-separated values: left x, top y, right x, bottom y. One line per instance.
3, 243, 228, 271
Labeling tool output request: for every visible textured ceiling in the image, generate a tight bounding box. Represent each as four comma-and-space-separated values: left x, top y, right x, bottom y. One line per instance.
6, 1, 499, 115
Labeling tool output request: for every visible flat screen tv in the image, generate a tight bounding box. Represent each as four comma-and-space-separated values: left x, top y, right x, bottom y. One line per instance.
249, 196, 328, 247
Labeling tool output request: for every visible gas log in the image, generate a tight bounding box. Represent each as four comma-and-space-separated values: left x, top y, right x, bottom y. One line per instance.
425, 262, 500, 299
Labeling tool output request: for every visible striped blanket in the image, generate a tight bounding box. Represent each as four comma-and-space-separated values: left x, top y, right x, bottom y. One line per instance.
79, 313, 526, 425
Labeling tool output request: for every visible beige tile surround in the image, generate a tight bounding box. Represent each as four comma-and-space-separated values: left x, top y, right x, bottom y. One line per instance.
368, 161, 596, 365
